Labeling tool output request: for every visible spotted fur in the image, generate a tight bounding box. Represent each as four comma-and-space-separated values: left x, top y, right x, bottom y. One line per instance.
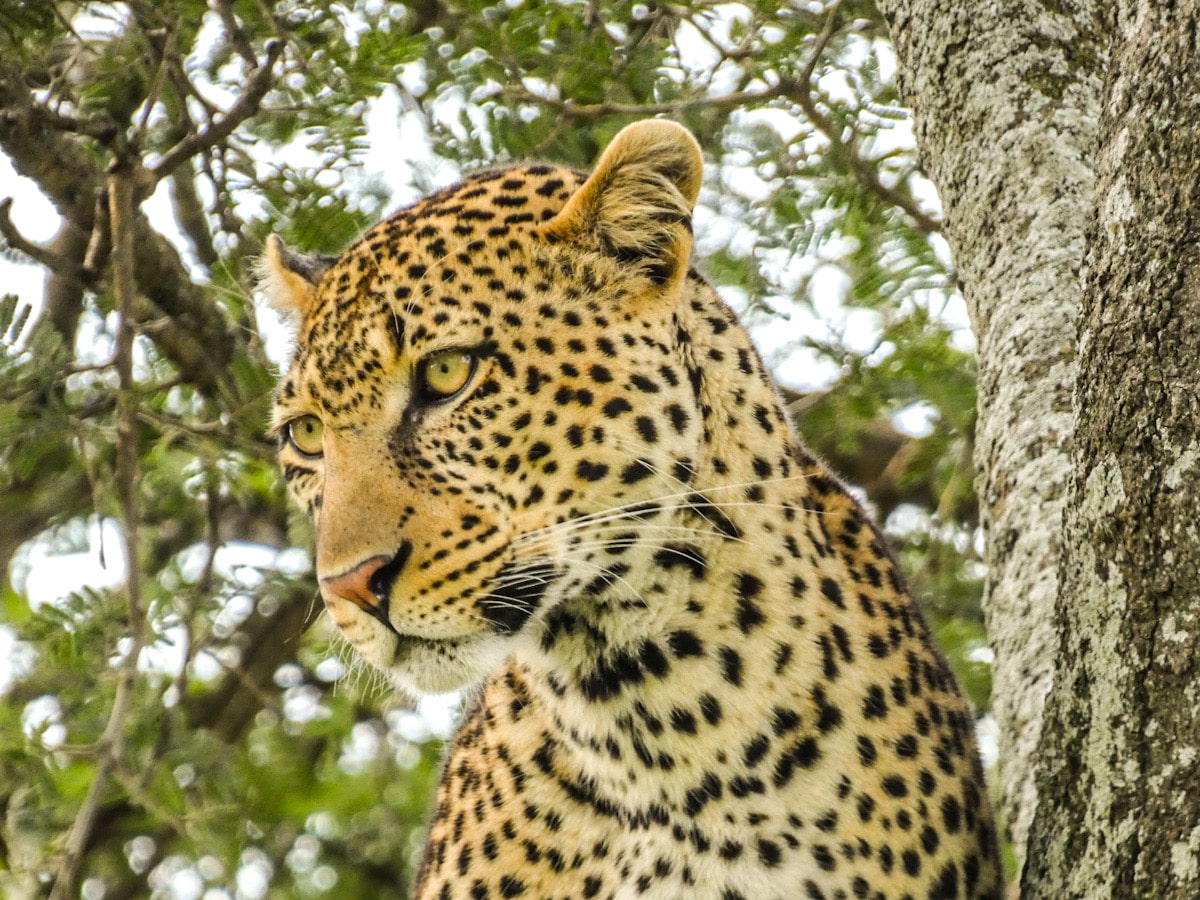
265, 120, 1003, 899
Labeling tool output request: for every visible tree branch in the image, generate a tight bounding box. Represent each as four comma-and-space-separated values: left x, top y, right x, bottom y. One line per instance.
149, 39, 284, 181
49, 163, 149, 900
517, 78, 798, 120
0, 65, 102, 229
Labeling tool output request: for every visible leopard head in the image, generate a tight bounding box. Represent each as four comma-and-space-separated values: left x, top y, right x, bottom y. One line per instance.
262, 121, 708, 694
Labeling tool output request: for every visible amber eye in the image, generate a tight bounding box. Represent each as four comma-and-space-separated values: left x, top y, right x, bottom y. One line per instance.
286, 415, 325, 457
418, 350, 476, 401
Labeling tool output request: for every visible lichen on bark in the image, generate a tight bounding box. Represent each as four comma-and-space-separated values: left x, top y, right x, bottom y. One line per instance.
1027, 2, 1200, 893
875, 0, 1107, 876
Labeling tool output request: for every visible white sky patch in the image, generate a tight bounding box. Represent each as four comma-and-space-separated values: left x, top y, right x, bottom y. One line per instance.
1, 155, 61, 326
13, 517, 128, 609
893, 401, 938, 438
22, 693, 66, 749
0, 627, 35, 693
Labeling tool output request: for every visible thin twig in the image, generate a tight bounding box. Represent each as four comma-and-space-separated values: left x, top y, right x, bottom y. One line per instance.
130, 24, 176, 147
150, 39, 284, 180
48, 162, 149, 900
137, 406, 276, 459
517, 77, 797, 120
792, 2, 942, 234
214, 0, 259, 65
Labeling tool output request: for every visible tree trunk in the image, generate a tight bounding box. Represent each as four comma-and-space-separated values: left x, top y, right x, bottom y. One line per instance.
1024, 2, 1200, 895
875, 0, 1107, 874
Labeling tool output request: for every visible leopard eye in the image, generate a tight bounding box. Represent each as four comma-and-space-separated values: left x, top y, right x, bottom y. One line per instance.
418, 350, 476, 401
285, 415, 325, 457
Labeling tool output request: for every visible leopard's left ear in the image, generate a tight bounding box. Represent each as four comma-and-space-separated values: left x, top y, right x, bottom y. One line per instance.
257, 235, 336, 320
541, 119, 703, 288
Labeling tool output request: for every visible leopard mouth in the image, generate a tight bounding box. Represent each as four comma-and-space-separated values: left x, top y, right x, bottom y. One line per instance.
351, 554, 559, 681
388, 630, 469, 663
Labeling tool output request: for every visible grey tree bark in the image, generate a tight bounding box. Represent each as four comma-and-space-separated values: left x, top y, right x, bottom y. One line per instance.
874, 0, 1107, 875
1024, 1, 1200, 896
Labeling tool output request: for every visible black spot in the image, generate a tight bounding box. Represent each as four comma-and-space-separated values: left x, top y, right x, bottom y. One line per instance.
757, 838, 782, 868
831, 624, 853, 661
941, 794, 962, 833
929, 862, 960, 900
668, 630, 705, 658
728, 775, 764, 797
857, 736, 877, 766
718, 646, 743, 686
653, 544, 707, 579
772, 707, 801, 736
634, 415, 659, 443
639, 641, 670, 677
918, 769, 937, 796
499, 874, 526, 897
734, 573, 766, 634
743, 734, 770, 767
620, 459, 656, 484
921, 825, 940, 854
479, 559, 554, 633
603, 397, 633, 418
576, 460, 609, 481
820, 577, 845, 608
754, 404, 775, 433
774, 642, 794, 673
579, 648, 644, 702
882, 775, 909, 798
896, 734, 919, 758
670, 708, 697, 734
902, 849, 921, 877
863, 685, 888, 719
811, 844, 836, 871
857, 794, 875, 822
773, 737, 820, 787
684, 772, 722, 816
630, 374, 660, 393
665, 403, 689, 434
815, 691, 843, 732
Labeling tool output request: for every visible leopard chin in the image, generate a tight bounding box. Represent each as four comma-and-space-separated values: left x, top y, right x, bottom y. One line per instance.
383, 632, 510, 696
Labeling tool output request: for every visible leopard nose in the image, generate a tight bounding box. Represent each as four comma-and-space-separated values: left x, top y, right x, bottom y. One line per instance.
321, 555, 390, 621
320, 543, 411, 626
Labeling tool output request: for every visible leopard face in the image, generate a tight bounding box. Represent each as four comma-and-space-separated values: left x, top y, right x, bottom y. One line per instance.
266, 122, 706, 694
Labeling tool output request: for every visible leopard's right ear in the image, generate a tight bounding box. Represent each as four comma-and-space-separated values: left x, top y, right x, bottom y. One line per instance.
257, 235, 336, 319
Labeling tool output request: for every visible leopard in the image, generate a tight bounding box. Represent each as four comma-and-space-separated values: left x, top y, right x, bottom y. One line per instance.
261, 119, 1003, 899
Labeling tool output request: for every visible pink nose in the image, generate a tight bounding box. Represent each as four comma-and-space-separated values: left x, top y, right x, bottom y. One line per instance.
320, 555, 390, 619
